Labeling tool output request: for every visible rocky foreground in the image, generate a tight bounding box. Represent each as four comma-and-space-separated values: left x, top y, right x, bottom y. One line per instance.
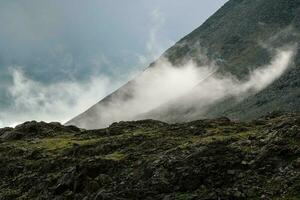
0, 113, 299, 200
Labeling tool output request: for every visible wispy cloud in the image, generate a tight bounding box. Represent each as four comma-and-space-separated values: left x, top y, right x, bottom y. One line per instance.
0, 68, 122, 127
138, 8, 175, 65
68, 45, 296, 129
142, 46, 297, 121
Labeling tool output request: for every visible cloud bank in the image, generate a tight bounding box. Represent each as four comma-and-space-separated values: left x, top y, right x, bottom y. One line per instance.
0, 1, 229, 128
68, 45, 296, 129
1, 45, 295, 129
0, 68, 122, 127
156, 46, 297, 121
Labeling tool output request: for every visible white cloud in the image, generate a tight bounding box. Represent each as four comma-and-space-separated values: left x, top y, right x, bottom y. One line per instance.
1, 46, 295, 129
0, 68, 122, 127
144, 46, 297, 122
68, 46, 296, 129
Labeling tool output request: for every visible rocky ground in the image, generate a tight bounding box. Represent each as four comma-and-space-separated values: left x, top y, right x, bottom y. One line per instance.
0, 112, 299, 200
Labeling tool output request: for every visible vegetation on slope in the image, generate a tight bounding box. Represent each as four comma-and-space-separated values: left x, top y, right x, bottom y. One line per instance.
0, 112, 299, 199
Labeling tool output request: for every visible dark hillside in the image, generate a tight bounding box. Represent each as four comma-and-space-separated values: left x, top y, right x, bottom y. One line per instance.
1, 113, 300, 199
143, 0, 300, 122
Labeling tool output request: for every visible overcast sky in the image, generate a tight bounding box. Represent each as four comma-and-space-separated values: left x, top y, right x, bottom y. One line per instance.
0, 0, 228, 127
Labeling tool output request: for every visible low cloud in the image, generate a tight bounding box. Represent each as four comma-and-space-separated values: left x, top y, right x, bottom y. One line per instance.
0, 45, 295, 128
0, 68, 121, 127
158, 46, 297, 121
82, 59, 217, 128
69, 45, 296, 129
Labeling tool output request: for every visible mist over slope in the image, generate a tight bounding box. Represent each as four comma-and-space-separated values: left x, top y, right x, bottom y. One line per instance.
67, 0, 300, 129
141, 47, 296, 122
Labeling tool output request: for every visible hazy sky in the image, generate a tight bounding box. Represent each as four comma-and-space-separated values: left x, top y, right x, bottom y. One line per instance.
0, 0, 228, 127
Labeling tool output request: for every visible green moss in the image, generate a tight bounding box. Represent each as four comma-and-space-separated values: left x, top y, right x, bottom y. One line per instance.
179, 130, 256, 149
175, 193, 196, 200
0, 113, 299, 199
0, 188, 21, 199
104, 152, 126, 161
2, 134, 103, 153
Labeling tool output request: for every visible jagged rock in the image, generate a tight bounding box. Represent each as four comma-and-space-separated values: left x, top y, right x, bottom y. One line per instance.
0, 121, 81, 141
0, 127, 13, 136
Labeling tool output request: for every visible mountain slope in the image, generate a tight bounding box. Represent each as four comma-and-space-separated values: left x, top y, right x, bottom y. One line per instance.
67, 0, 300, 129
150, 0, 300, 122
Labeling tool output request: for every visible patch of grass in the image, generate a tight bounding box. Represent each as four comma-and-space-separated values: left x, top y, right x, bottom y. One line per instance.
179, 130, 256, 149
175, 193, 196, 200
0, 188, 21, 199
2, 134, 104, 153
104, 152, 126, 161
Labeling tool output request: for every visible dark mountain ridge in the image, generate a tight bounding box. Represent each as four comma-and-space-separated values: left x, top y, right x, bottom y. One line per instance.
157, 0, 300, 121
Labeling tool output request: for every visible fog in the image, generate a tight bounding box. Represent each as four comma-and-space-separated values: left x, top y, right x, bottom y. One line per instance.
1, 45, 295, 128
0, 0, 228, 127
69, 46, 296, 129
0, 68, 123, 127
163, 46, 297, 121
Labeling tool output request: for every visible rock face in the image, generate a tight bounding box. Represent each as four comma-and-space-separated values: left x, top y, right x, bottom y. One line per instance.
67, 0, 300, 129
1, 113, 300, 199
0, 121, 80, 140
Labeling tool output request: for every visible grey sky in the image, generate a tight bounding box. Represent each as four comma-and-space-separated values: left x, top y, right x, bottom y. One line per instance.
0, 0, 228, 127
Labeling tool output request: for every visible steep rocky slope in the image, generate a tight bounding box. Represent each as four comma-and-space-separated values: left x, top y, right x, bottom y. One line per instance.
154, 0, 300, 122
1, 113, 300, 199
67, 0, 300, 129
